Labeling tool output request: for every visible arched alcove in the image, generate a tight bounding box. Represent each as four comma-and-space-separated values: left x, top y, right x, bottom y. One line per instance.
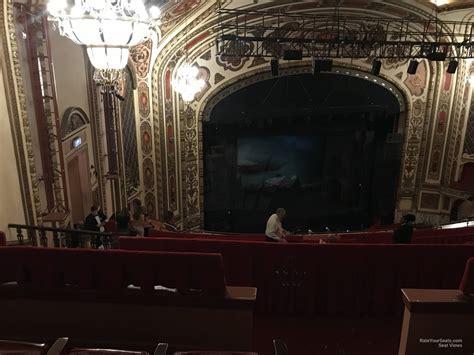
203, 71, 406, 232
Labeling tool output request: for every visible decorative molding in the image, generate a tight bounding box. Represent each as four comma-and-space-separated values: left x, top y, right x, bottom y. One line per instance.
62, 106, 89, 139
130, 39, 153, 79
1, 0, 41, 224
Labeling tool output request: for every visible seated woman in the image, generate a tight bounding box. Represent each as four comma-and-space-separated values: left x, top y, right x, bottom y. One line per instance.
129, 210, 146, 236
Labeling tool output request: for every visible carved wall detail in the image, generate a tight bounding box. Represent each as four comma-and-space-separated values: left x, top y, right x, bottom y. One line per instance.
0, 2, 41, 224
140, 121, 153, 156
138, 82, 150, 117
426, 64, 456, 182
419, 191, 440, 211
130, 39, 153, 79
130, 37, 156, 217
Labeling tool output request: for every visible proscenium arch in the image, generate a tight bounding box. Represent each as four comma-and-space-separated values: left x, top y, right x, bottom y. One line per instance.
197, 62, 410, 227
150, 0, 451, 228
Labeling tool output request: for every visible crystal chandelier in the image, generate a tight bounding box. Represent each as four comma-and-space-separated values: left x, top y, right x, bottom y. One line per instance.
172, 63, 205, 102
171, 4, 205, 102
47, 0, 160, 71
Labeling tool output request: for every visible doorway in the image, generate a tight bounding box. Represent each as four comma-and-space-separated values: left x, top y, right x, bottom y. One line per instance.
67, 146, 93, 224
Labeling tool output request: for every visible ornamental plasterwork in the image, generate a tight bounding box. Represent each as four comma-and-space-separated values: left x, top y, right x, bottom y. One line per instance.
0, 0, 41, 225
130, 39, 157, 217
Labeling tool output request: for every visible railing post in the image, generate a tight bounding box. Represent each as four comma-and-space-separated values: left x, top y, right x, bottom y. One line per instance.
39, 228, 47, 247
53, 230, 60, 248
16, 227, 24, 245
27, 229, 37, 246
79, 233, 86, 249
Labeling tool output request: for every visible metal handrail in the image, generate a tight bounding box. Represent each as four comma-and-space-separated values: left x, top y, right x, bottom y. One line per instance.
8, 223, 111, 237
8, 223, 113, 248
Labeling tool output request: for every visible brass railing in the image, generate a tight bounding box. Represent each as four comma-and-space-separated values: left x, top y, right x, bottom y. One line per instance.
8, 224, 114, 249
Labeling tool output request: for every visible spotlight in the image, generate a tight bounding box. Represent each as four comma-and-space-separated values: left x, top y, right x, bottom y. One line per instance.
447, 60, 458, 74
427, 52, 447, 61
312, 59, 333, 76
283, 49, 303, 60
270, 58, 279, 76
371, 59, 382, 76
407, 60, 419, 75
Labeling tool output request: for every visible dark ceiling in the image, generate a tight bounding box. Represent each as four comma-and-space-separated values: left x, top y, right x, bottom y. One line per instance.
210, 73, 401, 124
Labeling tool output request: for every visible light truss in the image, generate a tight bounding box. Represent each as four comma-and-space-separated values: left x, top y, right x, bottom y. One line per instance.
217, 9, 474, 59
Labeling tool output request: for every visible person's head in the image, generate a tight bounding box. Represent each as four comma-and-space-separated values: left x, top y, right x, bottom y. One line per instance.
90, 206, 98, 216
164, 210, 175, 225
276, 208, 286, 220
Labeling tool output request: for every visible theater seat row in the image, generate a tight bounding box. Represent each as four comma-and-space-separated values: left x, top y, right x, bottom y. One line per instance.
119, 237, 474, 316
0, 247, 227, 296
0, 337, 285, 355
0, 338, 167, 355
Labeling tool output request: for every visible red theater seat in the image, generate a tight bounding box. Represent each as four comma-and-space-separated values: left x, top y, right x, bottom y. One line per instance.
174, 352, 257, 355
0, 247, 227, 297
459, 257, 474, 295
69, 349, 148, 355
119, 237, 474, 316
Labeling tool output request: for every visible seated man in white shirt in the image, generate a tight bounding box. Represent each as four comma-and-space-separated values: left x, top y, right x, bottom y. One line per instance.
265, 208, 288, 242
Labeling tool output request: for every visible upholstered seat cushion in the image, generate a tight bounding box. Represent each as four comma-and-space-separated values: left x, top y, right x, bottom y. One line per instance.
174, 352, 257, 355
68, 349, 148, 355
459, 257, 474, 295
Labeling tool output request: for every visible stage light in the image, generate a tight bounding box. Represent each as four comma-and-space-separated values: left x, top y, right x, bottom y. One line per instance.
312, 59, 333, 76
447, 60, 458, 74
427, 52, 447, 61
271, 58, 279, 76
283, 49, 303, 60
407, 60, 419, 75
371, 59, 382, 76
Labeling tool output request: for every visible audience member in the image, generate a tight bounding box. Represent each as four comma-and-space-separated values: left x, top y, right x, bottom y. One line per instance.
458, 196, 474, 220
104, 213, 118, 233
265, 208, 288, 242
83, 206, 105, 248
116, 208, 131, 234
393, 214, 416, 244
162, 210, 178, 231
130, 210, 146, 236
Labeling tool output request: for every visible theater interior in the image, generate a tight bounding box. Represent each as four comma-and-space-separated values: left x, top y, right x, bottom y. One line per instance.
1, 0, 474, 354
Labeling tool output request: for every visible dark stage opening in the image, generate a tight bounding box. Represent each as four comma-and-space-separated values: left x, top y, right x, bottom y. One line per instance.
203, 73, 403, 233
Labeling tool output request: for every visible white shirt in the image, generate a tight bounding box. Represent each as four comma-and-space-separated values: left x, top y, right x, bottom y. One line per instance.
265, 214, 283, 240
